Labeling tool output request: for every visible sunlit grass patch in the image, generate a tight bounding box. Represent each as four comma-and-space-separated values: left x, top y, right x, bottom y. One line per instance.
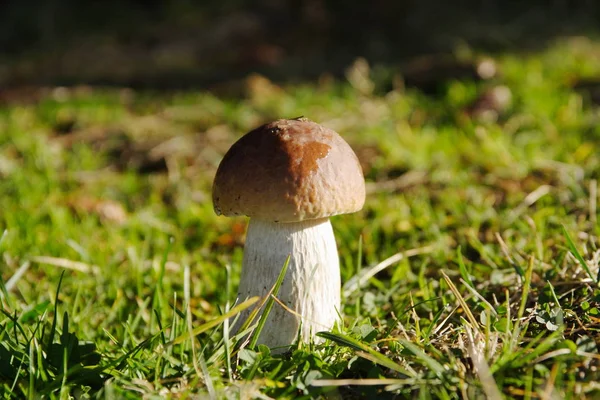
1, 37, 600, 398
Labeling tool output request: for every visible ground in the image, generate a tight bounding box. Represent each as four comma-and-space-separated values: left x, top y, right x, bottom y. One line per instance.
1, 36, 600, 398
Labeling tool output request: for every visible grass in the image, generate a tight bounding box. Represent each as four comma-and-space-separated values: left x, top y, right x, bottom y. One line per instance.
1, 36, 600, 398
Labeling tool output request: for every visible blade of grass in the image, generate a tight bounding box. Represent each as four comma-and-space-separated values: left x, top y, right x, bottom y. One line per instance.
513, 330, 563, 368
456, 246, 474, 288
463, 324, 502, 400
397, 339, 445, 378
424, 304, 449, 340
234, 297, 265, 335
311, 377, 440, 387
0, 229, 9, 303
441, 271, 479, 331
460, 279, 497, 317
317, 331, 414, 377
493, 329, 562, 373
107, 337, 156, 371
153, 236, 173, 321
48, 271, 66, 348
0, 273, 9, 307
169, 297, 260, 346
29, 337, 35, 400
248, 256, 290, 349
517, 256, 534, 322
355, 234, 363, 284
561, 225, 596, 283
154, 309, 166, 346
223, 263, 232, 382
199, 351, 216, 399
30, 256, 99, 274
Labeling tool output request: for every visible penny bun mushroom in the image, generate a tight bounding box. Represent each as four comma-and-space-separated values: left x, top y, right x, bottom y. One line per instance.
213, 117, 365, 351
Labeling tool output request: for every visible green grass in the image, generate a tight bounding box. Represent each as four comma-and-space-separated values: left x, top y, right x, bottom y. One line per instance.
1, 36, 600, 398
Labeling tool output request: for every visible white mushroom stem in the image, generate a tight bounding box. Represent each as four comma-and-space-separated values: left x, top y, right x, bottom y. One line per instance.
234, 218, 341, 352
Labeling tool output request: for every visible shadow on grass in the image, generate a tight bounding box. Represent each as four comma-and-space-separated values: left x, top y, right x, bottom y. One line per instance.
0, 0, 599, 90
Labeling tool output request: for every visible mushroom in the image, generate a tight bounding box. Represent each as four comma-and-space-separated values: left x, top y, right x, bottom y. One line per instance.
212, 118, 365, 351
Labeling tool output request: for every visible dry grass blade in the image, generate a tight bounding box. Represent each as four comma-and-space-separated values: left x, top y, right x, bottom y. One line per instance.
343, 245, 435, 297
30, 256, 100, 274
460, 279, 497, 317
4, 261, 30, 292
271, 295, 331, 330
311, 378, 425, 387
464, 324, 502, 400
507, 185, 552, 223
441, 271, 480, 332
495, 232, 516, 266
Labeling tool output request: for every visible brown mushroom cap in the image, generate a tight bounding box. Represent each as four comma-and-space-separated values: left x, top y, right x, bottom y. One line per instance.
212, 118, 365, 222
